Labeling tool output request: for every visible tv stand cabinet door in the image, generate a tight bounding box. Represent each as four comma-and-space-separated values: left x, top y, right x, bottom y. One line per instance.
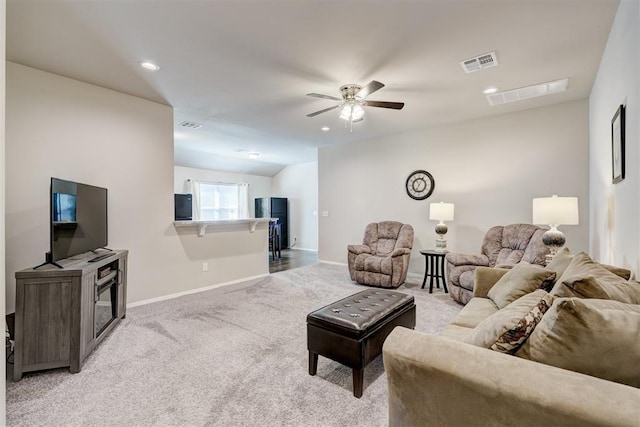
14, 275, 82, 381
80, 270, 97, 361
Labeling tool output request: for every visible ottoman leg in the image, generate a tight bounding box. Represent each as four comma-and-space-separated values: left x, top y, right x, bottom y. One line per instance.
309, 351, 318, 376
353, 368, 364, 398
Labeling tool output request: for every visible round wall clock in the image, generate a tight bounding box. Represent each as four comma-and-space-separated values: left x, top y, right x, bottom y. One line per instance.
405, 170, 435, 200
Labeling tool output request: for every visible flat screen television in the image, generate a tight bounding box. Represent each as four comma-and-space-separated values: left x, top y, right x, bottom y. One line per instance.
50, 178, 108, 262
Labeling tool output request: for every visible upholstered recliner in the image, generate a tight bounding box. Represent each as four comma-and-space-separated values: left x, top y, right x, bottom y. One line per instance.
348, 221, 414, 288
446, 224, 549, 304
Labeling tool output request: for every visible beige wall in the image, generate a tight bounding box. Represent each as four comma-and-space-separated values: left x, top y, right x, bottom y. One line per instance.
318, 100, 590, 275
5, 63, 269, 311
589, 0, 639, 275
272, 161, 318, 251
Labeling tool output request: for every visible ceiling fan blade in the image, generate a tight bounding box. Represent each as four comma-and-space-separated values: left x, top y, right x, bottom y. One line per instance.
306, 104, 340, 117
356, 80, 385, 98
306, 93, 342, 101
365, 100, 405, 110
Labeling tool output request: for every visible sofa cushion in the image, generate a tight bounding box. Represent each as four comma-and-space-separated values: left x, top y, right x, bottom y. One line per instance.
487, 264, 556, 309
550, 252, 640, 304
546, 248, 631, 282
449, 297, 499, 329
516, 298, 640, 388
464, 290, 553, 354
439, 324, 473, 342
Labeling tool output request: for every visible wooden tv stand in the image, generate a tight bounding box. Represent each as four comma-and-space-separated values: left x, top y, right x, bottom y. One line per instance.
13, 250, 128, 381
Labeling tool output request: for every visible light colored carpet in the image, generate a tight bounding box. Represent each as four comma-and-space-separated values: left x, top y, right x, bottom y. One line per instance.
7, 263, 461, 426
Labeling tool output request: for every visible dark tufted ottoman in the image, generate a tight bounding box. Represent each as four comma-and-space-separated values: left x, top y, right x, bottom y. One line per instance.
307, 289, 416, 398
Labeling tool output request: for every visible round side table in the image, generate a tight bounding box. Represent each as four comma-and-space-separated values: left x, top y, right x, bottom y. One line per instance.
420, 250, 448, 293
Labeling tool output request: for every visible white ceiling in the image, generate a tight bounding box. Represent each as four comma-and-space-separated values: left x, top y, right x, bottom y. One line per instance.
7, 0, 618, 177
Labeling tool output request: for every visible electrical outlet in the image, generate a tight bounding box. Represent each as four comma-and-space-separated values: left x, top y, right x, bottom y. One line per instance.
202, 262, 208, 272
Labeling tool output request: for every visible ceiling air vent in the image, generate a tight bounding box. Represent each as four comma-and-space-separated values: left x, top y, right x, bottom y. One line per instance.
460, 52, 498, 73
178, 121, 203, 129
487, 78, 569, 106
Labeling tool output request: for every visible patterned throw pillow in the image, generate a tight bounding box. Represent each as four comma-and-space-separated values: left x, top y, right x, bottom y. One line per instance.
490, 294, 553, 353
465, 289, 554, 354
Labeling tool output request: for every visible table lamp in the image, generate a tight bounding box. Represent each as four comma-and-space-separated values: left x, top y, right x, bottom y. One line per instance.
532, 195, 579, 264
429, 202, 455, 251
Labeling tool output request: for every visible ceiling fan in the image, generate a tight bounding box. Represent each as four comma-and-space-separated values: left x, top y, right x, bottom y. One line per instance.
306, 80, 404, 128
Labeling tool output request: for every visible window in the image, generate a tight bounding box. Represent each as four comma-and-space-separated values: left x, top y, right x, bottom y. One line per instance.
199, 182, 240, 220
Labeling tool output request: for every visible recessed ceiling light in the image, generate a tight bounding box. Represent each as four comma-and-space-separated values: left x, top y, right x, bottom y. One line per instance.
139, 61, 160, 71
321, 126, 330, 132
247, 152, 260, 159
483, 87, 498, 94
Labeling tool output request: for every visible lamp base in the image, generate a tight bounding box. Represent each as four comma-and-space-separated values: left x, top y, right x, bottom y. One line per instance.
542, 226, 566, 266
435, 222, 448, 252
435, 238, 447, 251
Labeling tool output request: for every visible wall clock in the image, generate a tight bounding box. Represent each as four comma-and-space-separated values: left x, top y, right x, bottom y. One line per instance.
405, 170, 435, 200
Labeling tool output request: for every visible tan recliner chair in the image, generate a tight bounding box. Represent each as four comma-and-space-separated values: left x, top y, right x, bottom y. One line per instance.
445, 223, 549, 305
347, 221, 414, 288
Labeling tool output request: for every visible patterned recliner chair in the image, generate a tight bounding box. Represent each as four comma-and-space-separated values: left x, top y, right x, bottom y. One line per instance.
348, 221, 414, 288
446, 224, 549, 305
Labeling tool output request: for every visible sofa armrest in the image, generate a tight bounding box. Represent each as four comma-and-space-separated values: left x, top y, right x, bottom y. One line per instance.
473, 266, 510, 298
445, 253, 490, 267
347, 244, 371, 255
383, 327, 640, 427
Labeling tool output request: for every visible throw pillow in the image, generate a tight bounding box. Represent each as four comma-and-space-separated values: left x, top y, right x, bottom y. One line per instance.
515, 298, 640, 388
465, 289, 554, 354
487, 263, 556, 309
545, 247, 574, 279
546, 248, 631, 281
550, 252, 640, 304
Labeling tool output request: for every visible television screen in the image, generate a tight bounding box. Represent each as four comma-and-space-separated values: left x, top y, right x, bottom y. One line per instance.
51, 178, 108, 262
53, 193, 77, 223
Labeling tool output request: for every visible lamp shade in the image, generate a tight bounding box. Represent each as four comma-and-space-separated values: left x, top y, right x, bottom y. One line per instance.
429, 202, 455, 221
532, 195, 579, 225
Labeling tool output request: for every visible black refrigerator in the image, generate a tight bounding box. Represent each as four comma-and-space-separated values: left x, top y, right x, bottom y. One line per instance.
255, 197, 288, 249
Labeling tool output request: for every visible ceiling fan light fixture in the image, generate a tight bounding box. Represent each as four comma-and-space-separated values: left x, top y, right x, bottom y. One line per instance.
352, 103, 365, 120
339, 101, 365, 122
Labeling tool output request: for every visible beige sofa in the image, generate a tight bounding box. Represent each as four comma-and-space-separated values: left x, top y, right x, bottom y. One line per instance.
383, 252, 640, 426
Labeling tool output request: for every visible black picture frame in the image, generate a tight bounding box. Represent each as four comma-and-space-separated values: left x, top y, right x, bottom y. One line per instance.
612, 104, 625, 184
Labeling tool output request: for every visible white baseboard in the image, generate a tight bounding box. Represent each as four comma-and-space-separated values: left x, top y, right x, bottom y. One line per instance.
127, 272, 270, 308
288, 247, 318, 252
407, 272, 424, 281
319, 259, 348, 267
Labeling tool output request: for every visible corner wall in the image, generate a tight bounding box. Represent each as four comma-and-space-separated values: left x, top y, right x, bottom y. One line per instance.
318, 100, 590, 275
272, 161, 318, 251
6, 63, 269, 312
589, 0, 640, 274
